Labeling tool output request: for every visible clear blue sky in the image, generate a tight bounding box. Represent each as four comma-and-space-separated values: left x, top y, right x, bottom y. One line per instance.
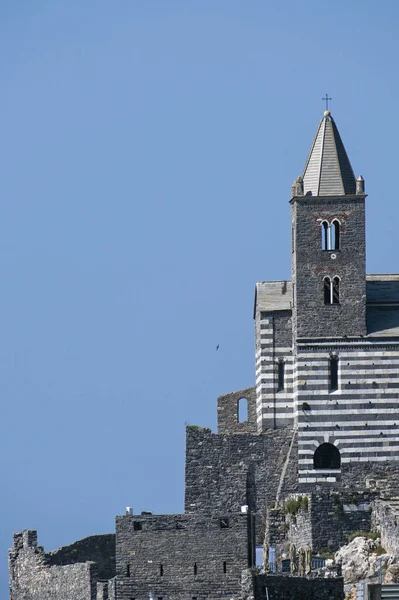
1, 0, 399, 593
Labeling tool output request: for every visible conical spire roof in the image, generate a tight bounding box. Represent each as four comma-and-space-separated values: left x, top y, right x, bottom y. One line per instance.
302, 111, 356, 196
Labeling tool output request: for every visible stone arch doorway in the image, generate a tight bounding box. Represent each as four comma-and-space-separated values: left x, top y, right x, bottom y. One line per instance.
313, 443, 341, 469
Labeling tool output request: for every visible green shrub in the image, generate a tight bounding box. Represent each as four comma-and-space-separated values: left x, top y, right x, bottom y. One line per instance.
284, 495, 309, 517
374, 544, 387, 556
332, 493, 344, 515
346, 530, 379, 543
318, 547, 334, 559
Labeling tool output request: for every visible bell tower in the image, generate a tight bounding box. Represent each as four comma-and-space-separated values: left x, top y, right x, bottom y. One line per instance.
291, 110, 367, 339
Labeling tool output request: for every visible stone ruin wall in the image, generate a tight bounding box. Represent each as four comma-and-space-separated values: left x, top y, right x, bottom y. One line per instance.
9, 530, 115, 600
372, 498, 399, 558
282, 490, 374, 552
184, 425, 298, 545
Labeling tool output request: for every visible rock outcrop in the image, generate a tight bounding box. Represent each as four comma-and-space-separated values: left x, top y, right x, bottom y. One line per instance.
334, 536, 393, 583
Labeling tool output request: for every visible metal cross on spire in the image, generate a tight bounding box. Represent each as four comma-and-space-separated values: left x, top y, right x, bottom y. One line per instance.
322, 94, 332, 110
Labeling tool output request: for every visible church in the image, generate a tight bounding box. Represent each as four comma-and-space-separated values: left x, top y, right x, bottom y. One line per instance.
256, 108, 399, 484
9, 110, 399, 600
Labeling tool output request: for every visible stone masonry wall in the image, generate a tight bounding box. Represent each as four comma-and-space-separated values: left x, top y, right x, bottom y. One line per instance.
9, 530, 115, 600
184, 426, 298, 545
372, 498, 399, 557
282, 490, 373, 552
253, 574, 344, 600
217, 386, 257, 434
310, 491, 372, 552
292, 195, 367, 338
255, 310, 294, 432
115, 512, 253, 600
47, 533, 115, 579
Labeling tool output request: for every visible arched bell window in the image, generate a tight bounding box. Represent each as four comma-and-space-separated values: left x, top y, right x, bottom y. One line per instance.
331, 220, 340, 250
324, 277, 340, 305
321, 220, 340, 250
321, 221, 329, 250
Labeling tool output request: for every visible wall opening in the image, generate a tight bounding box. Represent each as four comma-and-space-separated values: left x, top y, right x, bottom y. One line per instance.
321, 221, 340, 250
220, 518, 229, 529
332, 220, 340, 250
324, 277, 340, 304
313, 443, 341, 469
238, 398, 248, 422
255, 547, 263, 567
324, 277, 331, 304
330, 357, 339, 391
223, 561, 227, 574
332, 277, 340, 304
194, 563, 197, 576
321, 221, 329, 250
126, 564, 131, 577
160, 564, 163, 576
277, 361, 285, 391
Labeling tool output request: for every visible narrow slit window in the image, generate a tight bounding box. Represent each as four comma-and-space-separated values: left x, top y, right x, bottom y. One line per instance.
194, 563, 197, 576
160, 564, 163, 576
277, 361, 285, 391
324, 277, 331, 304
223, 561, 227, 574
332, 277, 340, 304
126, 564, 131, 577
332, 221, 340, 250
330, 357, 339, 392
321, 222, 329, 250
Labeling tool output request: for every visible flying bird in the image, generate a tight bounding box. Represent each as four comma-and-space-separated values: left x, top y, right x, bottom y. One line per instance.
216, 344, 219, 351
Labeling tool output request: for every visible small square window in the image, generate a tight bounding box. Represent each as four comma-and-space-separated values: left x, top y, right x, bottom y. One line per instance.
133, 521, 142, 531
219, 518, 229, 529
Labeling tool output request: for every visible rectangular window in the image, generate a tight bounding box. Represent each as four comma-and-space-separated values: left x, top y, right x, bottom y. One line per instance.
220, 518, 229, 528
126, 564, 131, 577
277, 361, 285, 392
330, 357, 339, 392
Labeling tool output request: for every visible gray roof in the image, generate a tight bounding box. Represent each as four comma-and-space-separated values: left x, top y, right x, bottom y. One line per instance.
366, 275, 399, 337
254, 275, 399, 337
302, 111, 356, 196
367, 306, 399, 337
366, 274, 399, 304
254, 281, 292, 316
